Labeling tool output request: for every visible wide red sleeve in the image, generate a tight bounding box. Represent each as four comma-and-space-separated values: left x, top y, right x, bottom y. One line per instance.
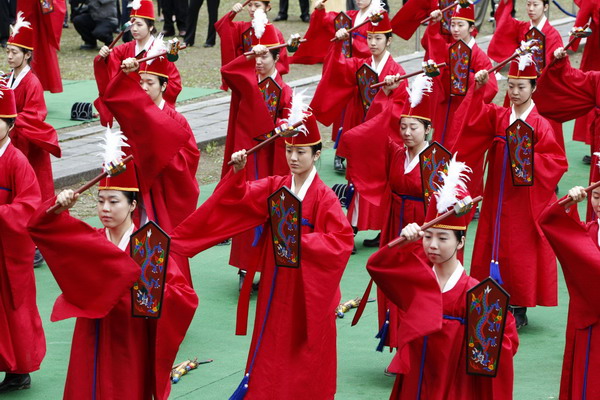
103, 72, 193, 189
391, 0, 437, 40
487, 0, 527, 63
290, 9, 336, 64
162, 62, 182, 106
93, 55, 115, 127
571, 0, 596, 51
472, 46, 498, 104
12, 77, 61, 157
367, 243, 443, 363
0, 150, 41, 309
535, 56, 600, 122
215, 14, 244, 91
27, 198, 141, 321
275, 29, 290, 76
310, 41, 362, 126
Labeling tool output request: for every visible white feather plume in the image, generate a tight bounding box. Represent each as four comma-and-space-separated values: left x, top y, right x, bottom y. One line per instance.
146, 34, 166, 64
434, 154, 472, 214
284, 89, 310, 134
10, 12, 31, 37
252, 9, 269, 40
0, 89, 4, 99
406, 74, 433, 108
97, 127, 129, 172
517, 53, 534, 71
128, 0, 142, 10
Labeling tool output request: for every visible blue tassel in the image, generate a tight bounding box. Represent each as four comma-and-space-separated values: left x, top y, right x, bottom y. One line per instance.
375, 310, 390, 352
490, 260, 503, 285
229, 373, 250, 400
251, 226, 264, 247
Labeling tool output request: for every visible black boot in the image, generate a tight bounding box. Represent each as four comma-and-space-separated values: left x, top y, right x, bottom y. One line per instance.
334, 155, 346, 173
0, 373, 31, 393
509, 306, 528, 329
583, 155, 592, 165
33, 248, 45, 268
238, 270, 246, 292
363, 232, 380, 248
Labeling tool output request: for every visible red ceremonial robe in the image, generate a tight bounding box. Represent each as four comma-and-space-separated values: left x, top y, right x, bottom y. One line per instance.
93, 39, 183, 126
390, 0, 453, 46
423, 23, 498, 150
367, 243, 518, 400
27, 201, 198, 400
0, 142, 46, 374
290, 8, 371, 65
220, 54, 292, 273
104, 72, 200, 283
171, 170, 354, 399
453, 84, 567, 307
572, 0, 600, 143
9, 68, 61, 200
534, 55, 600, 220
539, 202, 600, 400
215, 12, 289, 90
19, 0, 66, 93
338, 113, 427, 349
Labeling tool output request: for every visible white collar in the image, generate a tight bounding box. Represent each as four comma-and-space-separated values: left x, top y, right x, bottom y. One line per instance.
291, 166, 317, 201
404, 141, 429, 174
531, 15, 547, 31
372, 51, 390, 76
8, 65, 31, 89
510, 100, 535, 124
158, 99, 166, 110
0, 137, 11, 158
105, 223, 136, 251
433, 261, 465, 293
135, 36, 155, 57
466, 37, 476, 49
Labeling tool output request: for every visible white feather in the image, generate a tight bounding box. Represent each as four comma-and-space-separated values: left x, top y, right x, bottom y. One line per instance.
97, 127, 129, 172
10, 12, 31, 37
252, 9, 269, 40
517, 53, 534, 71
146, 34, 166, 64
406, 74, 433, 108
434, 154, 472, 214
0, 89, 4, 99
284, 89, 310, 134
128, 0, 142, 10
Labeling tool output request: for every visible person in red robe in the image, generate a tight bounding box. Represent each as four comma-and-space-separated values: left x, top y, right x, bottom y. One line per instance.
390, 0, 455, 46
0, 86, 46, 393
94, 0, 183, 126
534, 46, 600, 220
171, 120, 354, 399
453, 56, 567, 328
488, 0, 565, 148
5, 13, 61, 202
338, 74, 432, 364
312, 13, 404, 235
28, 156, 198, 400
18, 0, 65, 93
367, 167, 519, 400
290, 0, 379, 65
539, 182, 600, 400
102, 55, 200, 284
572, 0, 600, 148
215, 0, 289, 91
422, 2, 498, 150
220, 22, 293, 288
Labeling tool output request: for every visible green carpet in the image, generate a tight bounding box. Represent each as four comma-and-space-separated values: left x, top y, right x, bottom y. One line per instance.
3, 120, 587, 399
44, 80, 220, 130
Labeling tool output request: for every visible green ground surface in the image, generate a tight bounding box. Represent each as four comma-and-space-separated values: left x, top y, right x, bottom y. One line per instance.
3, 120, 587, 399
44, 80, 219, 130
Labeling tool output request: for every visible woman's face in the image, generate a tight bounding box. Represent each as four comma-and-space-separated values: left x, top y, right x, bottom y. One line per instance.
0, 119, 11, 146
423, 228, 462, 265
97, 190, 136, 229
450, 19, 473, 42
248, 1, 269, 19
139, 73, 166, 104
367, 33, 389, 57
5, 45, 29, 69
355, 0, 372, 11
400, 117, 427, 149
527, 0, 547, 23
255, 51, 277, 76
131, 18, 151, 41
286, 145, 319, 175
507, 78, 534, 107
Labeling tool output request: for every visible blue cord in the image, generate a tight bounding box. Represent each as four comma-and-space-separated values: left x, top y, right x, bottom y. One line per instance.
552, 0, 576, 18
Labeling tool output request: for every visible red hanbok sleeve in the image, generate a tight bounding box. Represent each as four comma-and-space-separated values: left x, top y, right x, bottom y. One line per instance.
487, 0, 527, 63
290, 9, 336, 64
310, 41, 363, 126
93, 55, 115, 127
215, 13, 242, 89
391, 0, 437, 40
0, 147, 41, 309
27, 198, 141, 321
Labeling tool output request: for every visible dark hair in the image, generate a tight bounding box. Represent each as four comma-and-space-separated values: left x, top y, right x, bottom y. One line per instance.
453, 230, 465, 242
121, 191, 138, 205
260, 1, 270, 7
158, 75, 169, 87
269, 48, 281, 60
310, 142, 322, 155
468, 21, 475, 28
140, 18, 157, 35
1, 117, 15, 129
385, 32, 393, 39
530, 79, 537, 89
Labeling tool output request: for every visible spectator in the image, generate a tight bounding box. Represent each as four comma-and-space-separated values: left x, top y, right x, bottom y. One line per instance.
161, 0, 188, 36
183, 0, 220, 47
0, 0, 16, 47
274, 0, 309, 22
73, 0, 119, 50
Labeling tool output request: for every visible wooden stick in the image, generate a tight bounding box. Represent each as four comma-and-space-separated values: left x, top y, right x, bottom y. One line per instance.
46, 155, 134, 214
136, 45, 187, 64
370, 62, 447, 88
330, 15, 379, 42
108, 19, 134, 49
227, 120, 305, 166
230, 0, 252, 16
558, 181, 600, 207
243, 39, 306, 56
547, 24, 591, 69
487, 53, 520, 75
421, 1, 457, 24
386, 195, 483, 248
